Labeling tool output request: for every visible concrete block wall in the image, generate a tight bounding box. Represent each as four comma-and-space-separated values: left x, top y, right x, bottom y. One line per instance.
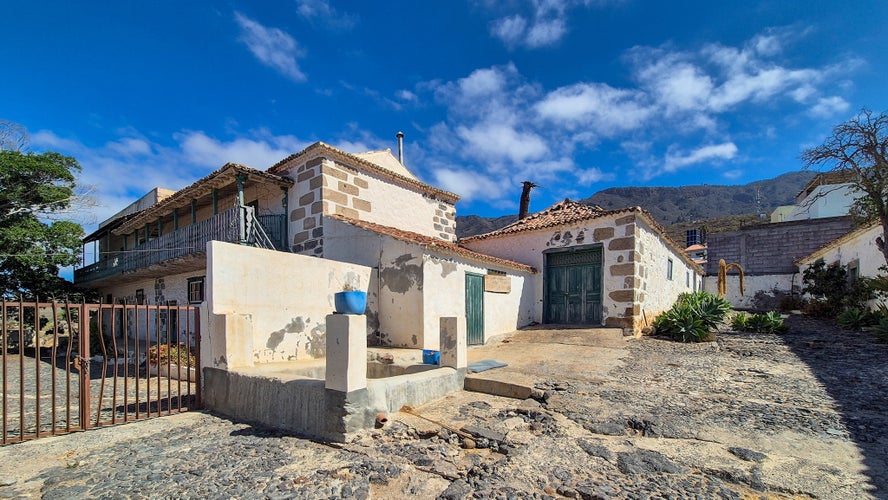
705, 216, 853, 276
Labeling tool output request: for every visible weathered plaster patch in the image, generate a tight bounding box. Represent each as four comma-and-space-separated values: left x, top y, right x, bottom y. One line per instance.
379, 254, 423, 293
307, 324, 326, 358
411, 334, 418, 345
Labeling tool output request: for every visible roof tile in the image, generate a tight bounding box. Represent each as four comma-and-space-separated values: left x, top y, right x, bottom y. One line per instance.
328, 214, 537, 274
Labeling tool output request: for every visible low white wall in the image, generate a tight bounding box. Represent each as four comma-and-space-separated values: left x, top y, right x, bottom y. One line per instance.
205, 241, 371, 368
422, 255, 536, 349
325, 218, 535, 349
702, 274, 798, 310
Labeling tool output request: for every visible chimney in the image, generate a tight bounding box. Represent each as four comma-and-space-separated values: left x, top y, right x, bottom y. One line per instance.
518, 181, 537, 219
396, 131, 405, 165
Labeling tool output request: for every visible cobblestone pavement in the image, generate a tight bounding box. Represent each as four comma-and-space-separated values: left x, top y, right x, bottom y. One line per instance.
1, 351, 197, 440
0, 316, 885, 499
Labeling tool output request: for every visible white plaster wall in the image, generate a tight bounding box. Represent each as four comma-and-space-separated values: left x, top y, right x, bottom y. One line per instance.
354, 173, 455, 241
634, 219, 700, 319
798, 224, 884, 278
421, 255, 535, 349
702, 274, 798, 310
786, 183, 861, 221
207, 241, 371, 368
321, 219, 425, 348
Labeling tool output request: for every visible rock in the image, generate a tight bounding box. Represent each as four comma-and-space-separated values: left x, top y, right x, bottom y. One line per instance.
616, 450, 687, 475
728, 447, 768, 462
583, 421, 625, 436
459, 425, 506, 443
577, 440, 614, 462
438, 479, 472, 500
0, 477, 16, 487
461, 438, 476, 449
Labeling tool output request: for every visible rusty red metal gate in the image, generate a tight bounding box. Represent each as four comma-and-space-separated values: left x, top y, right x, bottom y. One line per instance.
0, 299, 201, 445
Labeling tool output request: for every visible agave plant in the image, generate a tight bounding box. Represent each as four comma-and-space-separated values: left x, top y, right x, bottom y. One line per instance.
837, 308, 874, 330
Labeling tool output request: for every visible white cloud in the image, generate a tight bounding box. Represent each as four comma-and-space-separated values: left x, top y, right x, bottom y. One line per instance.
234, 12, 306, 82
525, 18, 566, 48
490, 15, 527, 46
535, 83, 653, 135
295, 0, 357, 30
663, 142, 738, 173
486, 0, 611, 49
433, 168, 504, 201
396, 89, 418, 102
808, 96, 849, 117
722, 169, 744, 179
456, 122, 548, 163
177, 131, 308, 168
575, 167, 612, 186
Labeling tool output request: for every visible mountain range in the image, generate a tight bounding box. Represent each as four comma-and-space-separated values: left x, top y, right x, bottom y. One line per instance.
456, 171, 817, 239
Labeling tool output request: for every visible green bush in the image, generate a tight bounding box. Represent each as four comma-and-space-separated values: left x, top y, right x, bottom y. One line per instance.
802, 259, 874, 316
868, 317, 888, 342
653, 292, 731, 343
730, 311, 787, 334
730, 312, 749, 331
837, 308, 875, 330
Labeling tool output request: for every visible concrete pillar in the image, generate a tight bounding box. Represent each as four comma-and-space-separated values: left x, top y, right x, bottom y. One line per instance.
325, 314, 367, 392
439, 316, 466, 370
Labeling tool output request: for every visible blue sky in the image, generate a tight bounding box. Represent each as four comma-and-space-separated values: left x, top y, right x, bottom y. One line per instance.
2, 0, 886, 227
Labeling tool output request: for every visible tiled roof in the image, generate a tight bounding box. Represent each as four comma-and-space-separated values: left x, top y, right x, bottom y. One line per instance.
113, 163, 293, 235
460, 199, 617, 242
268, 142, 459, 204
328, 214, 537, 274
461, 198, 704, 274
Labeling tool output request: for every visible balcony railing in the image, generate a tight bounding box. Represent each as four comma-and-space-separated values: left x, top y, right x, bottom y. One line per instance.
75, 207, 287, 284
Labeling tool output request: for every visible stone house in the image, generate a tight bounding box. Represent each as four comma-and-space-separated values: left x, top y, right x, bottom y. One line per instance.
73, 142, 534, 359
461, 199, 704, 333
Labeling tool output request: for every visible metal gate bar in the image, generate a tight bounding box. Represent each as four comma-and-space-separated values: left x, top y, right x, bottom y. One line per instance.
0, 299, 201, 445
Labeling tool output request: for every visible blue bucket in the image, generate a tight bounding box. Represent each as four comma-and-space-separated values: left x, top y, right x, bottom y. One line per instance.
334, 291, 366, 314
422, 349, 440, 365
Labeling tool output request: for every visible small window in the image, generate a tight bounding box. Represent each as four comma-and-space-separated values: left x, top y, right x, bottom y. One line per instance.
188, 277, 205, 304
686, 271, 690, 288
135, 289, 145, 305
667, 258, 674, 281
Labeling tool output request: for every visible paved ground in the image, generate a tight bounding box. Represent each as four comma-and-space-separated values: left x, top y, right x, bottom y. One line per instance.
0, 315, 885, 499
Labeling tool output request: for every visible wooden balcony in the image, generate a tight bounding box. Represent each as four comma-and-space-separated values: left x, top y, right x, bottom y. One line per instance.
75, 207, 286, 286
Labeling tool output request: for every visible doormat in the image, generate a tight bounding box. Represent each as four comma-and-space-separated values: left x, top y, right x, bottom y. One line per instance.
467, 359, 508, 373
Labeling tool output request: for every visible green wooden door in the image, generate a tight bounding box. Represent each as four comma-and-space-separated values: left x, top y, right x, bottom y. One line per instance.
465, 273, 484, 345
545, 249, 602, 325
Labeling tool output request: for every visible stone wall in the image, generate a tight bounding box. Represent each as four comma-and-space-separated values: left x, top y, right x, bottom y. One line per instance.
705, 216, 853, 276
462, 211, 702, 334
284, 155, 457, 257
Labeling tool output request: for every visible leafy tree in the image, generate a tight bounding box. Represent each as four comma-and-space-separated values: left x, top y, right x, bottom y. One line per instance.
0, 146, 85, 299
801, 109, 888, 266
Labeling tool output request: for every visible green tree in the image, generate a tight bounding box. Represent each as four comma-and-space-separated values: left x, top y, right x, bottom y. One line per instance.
0, 148, 85, 298
801, 109, 888, 266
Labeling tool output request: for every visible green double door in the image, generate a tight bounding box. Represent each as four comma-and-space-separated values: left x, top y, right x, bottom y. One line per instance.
545, 248, 602, 325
